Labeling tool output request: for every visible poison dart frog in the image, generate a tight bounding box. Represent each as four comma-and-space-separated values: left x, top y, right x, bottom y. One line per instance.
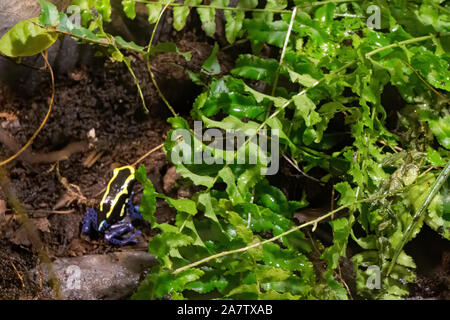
81, 165, 143, 246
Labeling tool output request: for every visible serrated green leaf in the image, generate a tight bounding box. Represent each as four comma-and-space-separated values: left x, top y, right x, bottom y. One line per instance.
321, 218, 351, 270
122, 0, 136, 19
410, 48, 450, 92
224, 1, 256, 44
114, 36, 145, 53
237, 165, 264, 196
428, 116, 450, 150
173, 0, 202, 31
185, 276, 228, 294
244, 19, 289, 48
136, 165, 157, 224
96, 0, 112, 22
160, 195, 198, 215
147, 3, 162, 24
149, 42, 192, 61
135, 268, 204, 299
197, 0, 228, 38
260, 276, 312, 296
202, 43, 221, 75
148, 232, 194, 268
219, 167, 244, 205
293, 94, 321, 127
231, 54, 279, 84
263, 242, 314, 277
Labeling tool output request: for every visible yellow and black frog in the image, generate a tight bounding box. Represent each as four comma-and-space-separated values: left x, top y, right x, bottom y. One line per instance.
81, 165, 142, 246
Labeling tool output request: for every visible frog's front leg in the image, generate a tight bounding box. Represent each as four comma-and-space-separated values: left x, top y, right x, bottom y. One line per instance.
104, 221, 142, 246
81, 208, 98, 235
127, 197, 142, 221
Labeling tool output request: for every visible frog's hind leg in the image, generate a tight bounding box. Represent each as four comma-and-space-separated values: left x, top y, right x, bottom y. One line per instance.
81, 208, 98, 234
104, 221, 142, 246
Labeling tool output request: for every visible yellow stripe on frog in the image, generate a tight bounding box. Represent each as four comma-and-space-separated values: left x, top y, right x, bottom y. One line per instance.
100, 165, 135, 219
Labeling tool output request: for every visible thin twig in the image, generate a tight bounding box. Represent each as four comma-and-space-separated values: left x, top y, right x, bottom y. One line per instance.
131, 143, 165, 168
366, 35, 435, 58
173, 187, 409, 275
337, 262, 353, 299
282, 154, 321, 183
271, 6, 297, 97
146, 1, 178, 117
403, 60, 449, 102
10, 262, 25, 288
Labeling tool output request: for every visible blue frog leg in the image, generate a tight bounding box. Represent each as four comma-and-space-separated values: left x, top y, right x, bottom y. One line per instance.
104, 221, 142, 246
81, 208, 98, 234
127, 196, 142, 221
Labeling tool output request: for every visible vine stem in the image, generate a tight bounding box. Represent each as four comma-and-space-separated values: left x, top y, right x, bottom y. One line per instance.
271, 6, 297, 98
365, 35, 435, 58
146, 1, 178, 117
402, 60, 449, 102
131, 143, 164, 168
107, 36, 149, 113
387, 160, 450, 276
173, 188, 406, 275
432, 3, 450, 14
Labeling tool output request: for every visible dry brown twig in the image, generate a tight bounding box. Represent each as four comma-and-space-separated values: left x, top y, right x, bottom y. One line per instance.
10, 262, 25, 288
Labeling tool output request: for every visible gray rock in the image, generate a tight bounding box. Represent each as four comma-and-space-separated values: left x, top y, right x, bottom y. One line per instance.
0, 1, 41, 38
33, 251, 158, 300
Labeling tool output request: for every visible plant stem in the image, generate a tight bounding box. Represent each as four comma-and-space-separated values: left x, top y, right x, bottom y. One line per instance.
124, 59, 149, 112
173, 188, 405, 275
270, 6, 297, 97
387, 160, 450, 276
146, 1, 178, 117
365, 35, 435, 58
431, 3, 450, 15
